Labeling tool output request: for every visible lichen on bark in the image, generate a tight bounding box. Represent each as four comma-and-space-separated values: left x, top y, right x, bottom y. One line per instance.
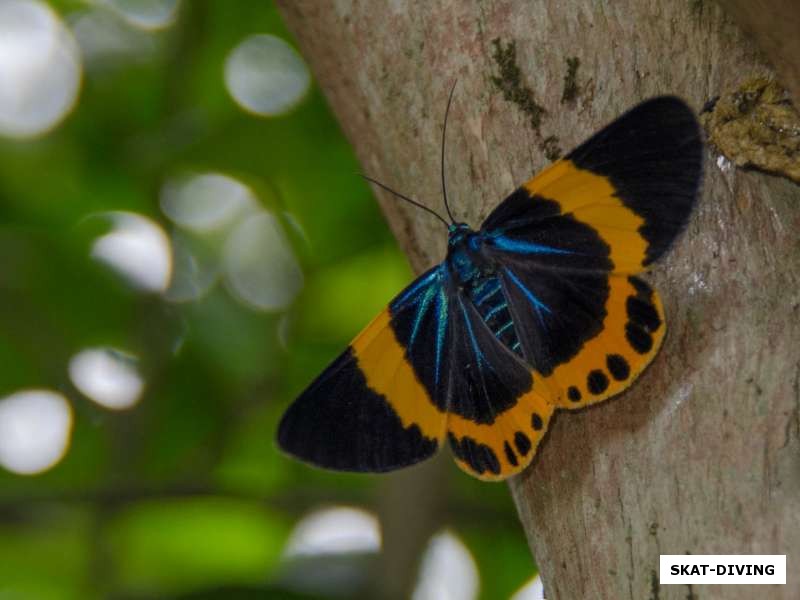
701, 77, 800, 183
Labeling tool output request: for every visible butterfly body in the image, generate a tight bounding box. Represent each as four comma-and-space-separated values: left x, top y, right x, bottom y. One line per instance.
278, 96, 703, 481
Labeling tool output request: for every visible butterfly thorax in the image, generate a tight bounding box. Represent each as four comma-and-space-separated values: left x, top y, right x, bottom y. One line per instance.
446, 223, 523, 358
446, 223, 489, 284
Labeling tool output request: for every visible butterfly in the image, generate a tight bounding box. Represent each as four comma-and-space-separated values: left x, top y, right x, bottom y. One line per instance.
277, 94, 703, 481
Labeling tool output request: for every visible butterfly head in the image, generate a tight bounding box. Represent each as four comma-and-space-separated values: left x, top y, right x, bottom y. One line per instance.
447, 222, 473, 246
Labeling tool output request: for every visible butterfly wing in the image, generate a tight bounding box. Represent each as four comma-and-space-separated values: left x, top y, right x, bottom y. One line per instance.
483, 96, 702, 273
277, 267, 447, 472
442, 292, 555, 481
380, 265, 555, 481
480, 96, 701, 409
495, 263, 667, 410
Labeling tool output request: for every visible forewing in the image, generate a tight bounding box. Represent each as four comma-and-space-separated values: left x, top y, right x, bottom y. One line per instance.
482, 96, 703, 273
277, 267, 447, 472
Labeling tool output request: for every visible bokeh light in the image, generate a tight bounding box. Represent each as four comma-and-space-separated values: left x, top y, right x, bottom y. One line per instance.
0, 389, 73, 475
103, 0, 180, 31
223, 211, 303, 311
511, 574, 545, 600
91, 211, 172, 293
0, 0, 82, 138
412, 530, 479, 600
160, 172, 258, 233
283, 506, 381, 558
68, 347, 144, 410
224, 34, 310, 116
71, 7, 156, 67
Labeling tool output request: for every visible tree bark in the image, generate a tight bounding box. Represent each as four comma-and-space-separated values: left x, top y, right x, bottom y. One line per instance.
717, 0, 800, 104
276, 1, 800, 598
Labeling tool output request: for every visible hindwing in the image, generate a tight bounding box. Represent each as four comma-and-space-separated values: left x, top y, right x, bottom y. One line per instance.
475, 95, 700, 409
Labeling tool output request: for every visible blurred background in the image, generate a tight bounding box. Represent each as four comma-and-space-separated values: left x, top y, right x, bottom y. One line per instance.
0, 1, 540, 598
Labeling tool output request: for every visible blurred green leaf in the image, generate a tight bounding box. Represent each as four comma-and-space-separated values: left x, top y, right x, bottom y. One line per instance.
106, 498, 290, 595
0, 507, 92, 600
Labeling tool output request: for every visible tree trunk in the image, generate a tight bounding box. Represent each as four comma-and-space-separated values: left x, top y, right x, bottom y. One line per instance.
276, 1, 800, 598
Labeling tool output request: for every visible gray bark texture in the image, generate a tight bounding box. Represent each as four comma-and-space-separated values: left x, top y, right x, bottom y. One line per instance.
276, 1, 800, 598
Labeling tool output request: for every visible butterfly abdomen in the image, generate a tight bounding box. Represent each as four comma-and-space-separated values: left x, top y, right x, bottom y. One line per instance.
468, 276, 523, 357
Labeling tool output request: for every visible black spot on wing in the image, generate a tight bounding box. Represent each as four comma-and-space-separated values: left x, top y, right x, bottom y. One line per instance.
514, 431, 532, 456
626, 322, 653, 354
531, 412, 544, 431
624, 276, 659, 354
587, 370, 610, 395
449, 433, 501, 475
626, 276, 662, 332
504, 441, 519, 467
568, 386, 582, 403
606, 354, 631, 381
277, 348, 439, 472
566, 96, 703, 265
626, 297, 661, 332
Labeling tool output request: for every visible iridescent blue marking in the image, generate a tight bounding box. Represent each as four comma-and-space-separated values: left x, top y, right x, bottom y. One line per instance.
511, 341, 522, 352
434, 287, 448, 384
484, 301, 508, 320
468, 235, 481, 252
472, 278, 493, 298
408, 284, 437, 348
474, 278, 501, 305
495, 320, 514, 336
504, 268, 551, 326
393, 269, 438, 309
459, 299, 486, 367
490, 235, 573, 255
477, 286, 500, 305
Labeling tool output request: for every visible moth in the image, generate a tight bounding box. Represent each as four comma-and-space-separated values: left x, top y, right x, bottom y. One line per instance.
278, 93, 703, 481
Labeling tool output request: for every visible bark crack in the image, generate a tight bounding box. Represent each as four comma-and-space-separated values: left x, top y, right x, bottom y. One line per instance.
781, 361, 800, 450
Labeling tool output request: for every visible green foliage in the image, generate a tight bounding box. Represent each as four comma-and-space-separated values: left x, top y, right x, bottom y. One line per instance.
106, 498, 290, 594
0, 1, 536, 598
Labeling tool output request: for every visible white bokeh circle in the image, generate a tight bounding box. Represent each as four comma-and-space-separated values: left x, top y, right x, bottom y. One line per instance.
0, 389, 73, 475
160, 172, 257, 233
224, 34, 310, 116
0, 0, 82, 138
69, 347, 144, 410
91, 211, 173, 293
223, 211, 303, 311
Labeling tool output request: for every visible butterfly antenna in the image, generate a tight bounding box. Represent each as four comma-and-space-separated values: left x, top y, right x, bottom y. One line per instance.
441, 79, 458, 224
360, 174, 450, 228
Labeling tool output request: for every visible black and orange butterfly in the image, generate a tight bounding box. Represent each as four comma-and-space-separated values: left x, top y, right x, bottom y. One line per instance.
278, 94, 703, 481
